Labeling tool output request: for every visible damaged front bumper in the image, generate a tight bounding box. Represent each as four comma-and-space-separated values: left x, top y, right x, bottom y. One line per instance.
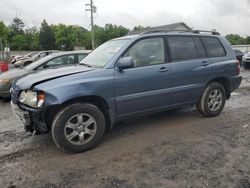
11, 101, 49, 134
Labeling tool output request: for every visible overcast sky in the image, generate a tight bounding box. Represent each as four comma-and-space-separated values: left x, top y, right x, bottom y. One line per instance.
1, 0, 250, 36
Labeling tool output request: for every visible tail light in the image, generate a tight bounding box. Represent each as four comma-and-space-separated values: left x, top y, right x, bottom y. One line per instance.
236, 60, 240, 75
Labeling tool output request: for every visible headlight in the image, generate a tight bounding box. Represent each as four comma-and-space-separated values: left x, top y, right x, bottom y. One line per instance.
0, 78, 11, 84
18, 90, 45, 108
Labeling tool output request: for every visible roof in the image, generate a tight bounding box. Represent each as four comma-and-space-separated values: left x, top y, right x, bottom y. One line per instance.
128, 22, 191, 35
52, 50, 91, 57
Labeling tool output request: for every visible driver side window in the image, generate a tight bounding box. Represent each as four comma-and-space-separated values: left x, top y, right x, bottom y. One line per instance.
38, 55, 75, 70
124, 38, 165, 68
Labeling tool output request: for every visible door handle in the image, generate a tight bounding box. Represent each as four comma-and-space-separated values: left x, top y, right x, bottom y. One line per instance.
201, 61, 209, 66
158, 67, 169, 72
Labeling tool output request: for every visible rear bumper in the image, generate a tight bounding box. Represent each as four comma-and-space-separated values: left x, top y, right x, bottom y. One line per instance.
230, 75, 242, 93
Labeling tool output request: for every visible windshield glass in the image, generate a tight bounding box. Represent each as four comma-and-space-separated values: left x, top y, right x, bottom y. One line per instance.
25, 52, 38, 57
79, 39, 130, 68
24, 54, 54, 70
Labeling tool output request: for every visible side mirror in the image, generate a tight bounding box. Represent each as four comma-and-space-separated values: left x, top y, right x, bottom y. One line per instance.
117, 57, 134, 70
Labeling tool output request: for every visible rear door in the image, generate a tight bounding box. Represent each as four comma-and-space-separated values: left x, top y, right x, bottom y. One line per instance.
167, 36, 211, 105
115, 37, 172, 117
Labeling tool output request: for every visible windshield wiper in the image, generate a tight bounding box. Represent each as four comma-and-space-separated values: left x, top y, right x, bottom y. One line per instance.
80, 63, 92, 67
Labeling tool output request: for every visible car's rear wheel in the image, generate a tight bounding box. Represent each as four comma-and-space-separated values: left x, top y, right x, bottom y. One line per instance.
197, 82, 226, 117
243, 62, 250, 69
52, 103, 106, 153
24, 61, 32, 67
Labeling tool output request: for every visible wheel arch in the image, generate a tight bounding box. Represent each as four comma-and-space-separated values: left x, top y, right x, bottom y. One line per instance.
206, 77, 231, 99
45, 95, 112, 130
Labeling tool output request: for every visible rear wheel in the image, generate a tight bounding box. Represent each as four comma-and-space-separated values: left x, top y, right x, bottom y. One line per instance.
24, 61, 32, 67
52, 103, 106, 153
243, 61, 250, 69
197, 82, 226, 117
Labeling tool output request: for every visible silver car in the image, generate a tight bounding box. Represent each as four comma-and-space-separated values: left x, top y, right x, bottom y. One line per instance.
14, 51, 58, 67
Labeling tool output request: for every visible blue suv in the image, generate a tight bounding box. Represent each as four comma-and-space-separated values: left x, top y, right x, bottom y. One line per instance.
11, 30, 242, 153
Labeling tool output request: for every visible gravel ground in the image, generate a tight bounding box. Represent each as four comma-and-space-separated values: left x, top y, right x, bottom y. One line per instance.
0, 69, 249, 188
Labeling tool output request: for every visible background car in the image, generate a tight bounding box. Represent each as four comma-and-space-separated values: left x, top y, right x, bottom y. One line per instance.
233, 49, 244, 65
0, 50, 90, 99
242, 52, 250, 69
14, 51, 58, 67
10, 52, 38, 64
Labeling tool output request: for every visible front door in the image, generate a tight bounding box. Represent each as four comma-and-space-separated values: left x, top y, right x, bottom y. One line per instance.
115, 37, 171, 117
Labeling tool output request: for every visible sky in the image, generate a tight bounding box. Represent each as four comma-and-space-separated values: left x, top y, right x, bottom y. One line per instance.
0, 0, 250, 36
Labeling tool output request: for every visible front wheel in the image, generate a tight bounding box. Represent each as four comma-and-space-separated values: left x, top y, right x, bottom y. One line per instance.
197, 82, 226, 117
52, 103, 106, 153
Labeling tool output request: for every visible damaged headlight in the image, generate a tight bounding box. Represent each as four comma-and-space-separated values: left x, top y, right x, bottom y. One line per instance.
18, 90, 45, 108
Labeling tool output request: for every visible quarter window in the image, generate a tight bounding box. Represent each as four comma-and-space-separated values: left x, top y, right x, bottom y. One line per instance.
124, 38, 165, 68
201, 37, 226, 57
167, 36, 197, 61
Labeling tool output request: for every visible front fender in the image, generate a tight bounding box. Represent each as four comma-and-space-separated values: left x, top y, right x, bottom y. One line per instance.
33, 68, 115, 112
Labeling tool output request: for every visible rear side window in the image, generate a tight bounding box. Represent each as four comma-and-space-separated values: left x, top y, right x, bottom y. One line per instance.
201, 37, 226, 57
167, 36, 197, 61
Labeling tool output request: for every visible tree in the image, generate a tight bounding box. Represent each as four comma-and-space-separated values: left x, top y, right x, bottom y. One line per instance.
0, 21, 9, 40
226, 34, 247, 45
246, 36, 250, 45
10, 17, 25, 33
132, 25, 150, 31
39, 20, 55, 50
94, 24, 129, 47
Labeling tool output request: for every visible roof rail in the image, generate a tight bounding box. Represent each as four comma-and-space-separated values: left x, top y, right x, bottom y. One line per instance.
141, 29, 220, 35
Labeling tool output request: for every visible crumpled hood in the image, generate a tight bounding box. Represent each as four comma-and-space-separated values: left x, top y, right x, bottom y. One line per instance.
13, 65, 95, 91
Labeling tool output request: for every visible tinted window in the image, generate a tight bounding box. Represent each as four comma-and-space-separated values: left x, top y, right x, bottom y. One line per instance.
167, 36, 197, 61
194, 37, 206, 58
124, 38, 165, 68
201, 37, 226, 57
37, 55, 75, 70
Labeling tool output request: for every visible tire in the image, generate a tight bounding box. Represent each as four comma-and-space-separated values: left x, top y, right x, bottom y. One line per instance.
197, 82, 226, 117
24, 61, 32, 67
52, 103, 106, 153
243, 62, 250, 69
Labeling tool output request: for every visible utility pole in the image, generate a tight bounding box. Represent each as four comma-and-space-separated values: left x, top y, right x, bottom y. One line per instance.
85, 0, 96, 50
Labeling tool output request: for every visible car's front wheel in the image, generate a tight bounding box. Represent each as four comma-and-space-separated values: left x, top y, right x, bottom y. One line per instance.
52, 103, 106, 153
197, 82, 226, 117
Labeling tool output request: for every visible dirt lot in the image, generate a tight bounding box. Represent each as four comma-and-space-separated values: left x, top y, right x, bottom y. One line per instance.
0, 70, 250, 188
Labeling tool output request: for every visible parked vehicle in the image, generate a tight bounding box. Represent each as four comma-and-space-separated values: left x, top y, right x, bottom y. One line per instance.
0, 61, 9, 74
0, 51, 90, 99
242, 52, 250, 69
11, 52, 38, 64
11, 30, 242, 153
233, 49, 244, 65
14, 51, 57, 67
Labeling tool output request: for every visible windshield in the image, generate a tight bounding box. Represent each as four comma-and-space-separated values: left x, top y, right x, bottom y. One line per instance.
24, 54, 54, 70
25, 52, 38, 57
79, 39, 130, 68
